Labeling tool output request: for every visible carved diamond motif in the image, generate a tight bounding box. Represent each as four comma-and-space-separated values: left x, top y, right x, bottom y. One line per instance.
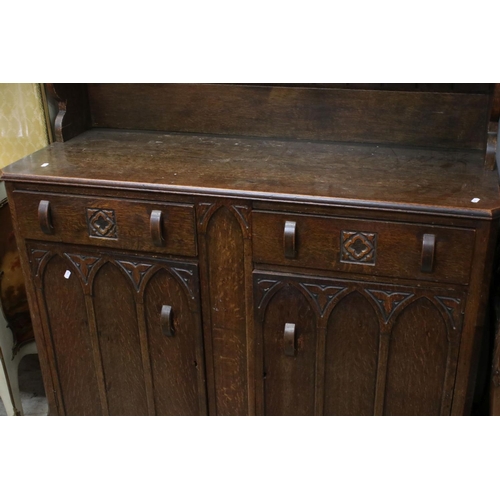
86, 208, 117, 239
341, 231, 377, 265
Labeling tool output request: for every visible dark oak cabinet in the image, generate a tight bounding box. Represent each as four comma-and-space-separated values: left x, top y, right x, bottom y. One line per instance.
2, 83, 499, 415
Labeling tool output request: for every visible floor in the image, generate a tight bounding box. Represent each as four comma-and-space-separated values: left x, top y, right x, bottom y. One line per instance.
0, 354, 48, 416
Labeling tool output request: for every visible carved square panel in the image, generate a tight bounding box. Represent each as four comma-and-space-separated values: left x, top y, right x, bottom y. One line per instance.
341, 230, 377, 265
86, 208, 117, 239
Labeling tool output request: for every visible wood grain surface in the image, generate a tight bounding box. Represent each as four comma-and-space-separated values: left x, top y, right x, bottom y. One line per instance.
205, 207, 248, 415
42, 255, 101, 415
13, 190, 197, 256
87, 84, 490, 149
253, 211, 476, 285
324, 292, 379, 415
261, 285, 317, 416
3, 129, 499, 218
144, 269, 204, 415
93, 263, 148, 415
383, 298, 449, 415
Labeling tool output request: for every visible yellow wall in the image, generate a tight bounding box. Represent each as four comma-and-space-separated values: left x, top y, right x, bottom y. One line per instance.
0, 83, 49, 170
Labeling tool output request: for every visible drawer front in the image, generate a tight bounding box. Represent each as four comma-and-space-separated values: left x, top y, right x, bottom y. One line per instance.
12, 191, 197, 256
252, 211, 475, 285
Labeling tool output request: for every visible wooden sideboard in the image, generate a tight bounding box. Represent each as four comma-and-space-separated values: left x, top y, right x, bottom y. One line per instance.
2, 83, 499, 415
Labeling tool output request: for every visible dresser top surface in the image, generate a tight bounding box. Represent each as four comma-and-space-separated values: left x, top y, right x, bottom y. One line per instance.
2, 128, 500, 218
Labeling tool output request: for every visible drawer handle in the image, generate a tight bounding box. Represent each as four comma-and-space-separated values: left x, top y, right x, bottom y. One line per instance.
161, 305, 174, 337
421, 233, 436, 273
150, 210, 165, 247
284, 322, 296, 356
283, 221, 297, 259
38, 200, 54, 235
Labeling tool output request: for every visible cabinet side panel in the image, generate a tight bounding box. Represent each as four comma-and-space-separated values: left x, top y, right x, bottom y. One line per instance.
324, 292, 379, 415
263, 286, 316, 416
206, 208, 248, 415
384, 298, 448, 415
93, 262, 148, 415
43, 255, 101, 415
144, 270, 202, 416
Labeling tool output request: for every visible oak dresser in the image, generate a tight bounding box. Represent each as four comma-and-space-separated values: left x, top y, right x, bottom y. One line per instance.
2, 83, 499, 415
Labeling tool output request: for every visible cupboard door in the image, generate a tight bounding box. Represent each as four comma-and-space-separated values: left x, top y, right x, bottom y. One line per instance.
254, 271, 465, 416
29, 243, 206, 416
261, 285, 317, 415
94, 262, 149, 415
324, 291, 379, 416
38, 253, 102, 415
383, 297, 456, 416
144, 268, 206, 415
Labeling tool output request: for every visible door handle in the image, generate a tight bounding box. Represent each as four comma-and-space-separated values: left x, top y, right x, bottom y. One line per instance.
161, 305, 174, 337
421, 234, 436, 273
283, 221, 297, 259
284, 322, 296, 356
150, 210, 165, 246
38, 200, 54, 235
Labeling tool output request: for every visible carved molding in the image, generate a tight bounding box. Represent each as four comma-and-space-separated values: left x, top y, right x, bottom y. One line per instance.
30, 249, 52, 278
365, 289, 414, 324
45, 84, 90, 142
197, 202, 251, 237
300, 283, 346, 317
254, 273, 465, 343
255, 279, 282, 310
231, 205, 251, 231
170, 267, 197, 301
64, 254, 102, 284
435, 296, 462, 330
197, 202, 216, 230
116, 260, 153, 291
341, 231, 377, 265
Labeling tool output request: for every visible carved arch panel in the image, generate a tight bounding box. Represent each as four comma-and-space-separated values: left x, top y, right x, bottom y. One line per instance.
324, 291, 379, 416
383, 297, 451, 416
144, 269, 206, 415
28, 242, 204, 415
197, 200, 251, 238
42, 254, 101, 415
254, 271, 466, 416
260, 284, 317, 415
93, 262, 149, 415
203, 206, 249, 415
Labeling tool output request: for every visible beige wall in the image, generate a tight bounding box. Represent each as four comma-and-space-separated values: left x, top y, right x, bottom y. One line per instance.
0, 83, 49, 170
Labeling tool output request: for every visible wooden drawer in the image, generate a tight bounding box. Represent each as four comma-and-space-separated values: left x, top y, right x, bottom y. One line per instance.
252, 211, 475, 285
12, 191, 197, 256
